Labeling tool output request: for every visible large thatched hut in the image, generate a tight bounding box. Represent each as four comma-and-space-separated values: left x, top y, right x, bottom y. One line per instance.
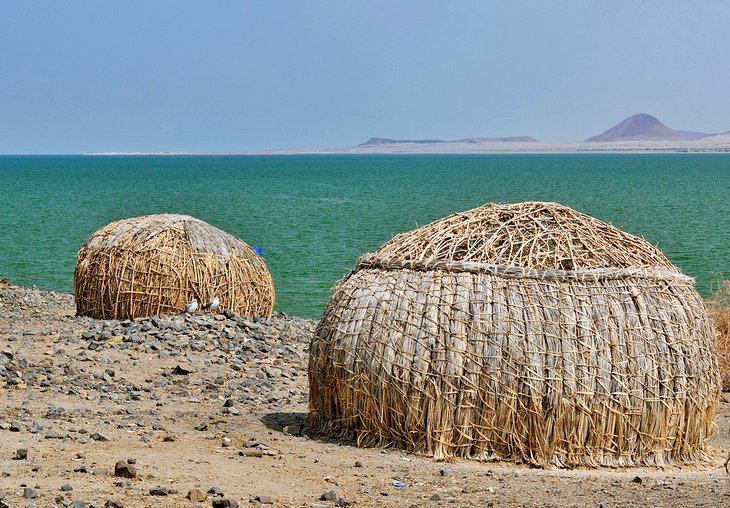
309, 201, 720, 467
75, 214, 274, 320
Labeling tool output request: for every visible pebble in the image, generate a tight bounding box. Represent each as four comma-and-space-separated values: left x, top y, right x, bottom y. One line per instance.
60, 484, 73, 492
14, 448, 28, 460
68, 501, 86, 508
212, 499, 239, 508
104, 499, 124, 508
255, 495, 274, 504
114, 461, 137, 478
23, 487, 38, 499
188, 488, 207, 502
321, 490, 338, 501
283, 424, 302, 436
45, 429, 66, 439
149, 486, 170, 496
208, 486, 224, 497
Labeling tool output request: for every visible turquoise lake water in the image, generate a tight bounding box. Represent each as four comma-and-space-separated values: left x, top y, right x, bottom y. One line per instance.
1, 154, 728, 317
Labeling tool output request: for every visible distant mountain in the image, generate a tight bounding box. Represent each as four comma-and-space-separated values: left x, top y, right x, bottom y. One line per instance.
586, 113, 709, 142
356, 136, 536, 147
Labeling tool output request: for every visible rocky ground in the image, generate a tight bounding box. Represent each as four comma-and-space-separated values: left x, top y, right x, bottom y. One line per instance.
1, 280, 730, 508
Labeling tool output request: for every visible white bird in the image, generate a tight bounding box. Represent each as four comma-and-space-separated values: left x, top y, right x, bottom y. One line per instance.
203, 296, 219, 312
184, 298, 198, 313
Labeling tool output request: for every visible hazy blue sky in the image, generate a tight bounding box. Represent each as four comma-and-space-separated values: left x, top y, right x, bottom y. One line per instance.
2, 1, 729, 153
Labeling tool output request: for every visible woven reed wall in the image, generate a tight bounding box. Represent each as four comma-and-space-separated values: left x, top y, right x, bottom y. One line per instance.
75, 214, 274, 320
308, 202, 721, 467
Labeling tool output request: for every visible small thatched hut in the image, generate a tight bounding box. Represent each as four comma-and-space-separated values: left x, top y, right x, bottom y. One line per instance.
309, 201, 720, 467
75, 214, 274, 320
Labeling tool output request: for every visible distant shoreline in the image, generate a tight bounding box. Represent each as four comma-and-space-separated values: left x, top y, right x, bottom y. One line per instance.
88, 139, 730, 156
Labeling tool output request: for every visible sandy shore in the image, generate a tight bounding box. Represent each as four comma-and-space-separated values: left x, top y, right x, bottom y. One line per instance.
1, 282, 729, 507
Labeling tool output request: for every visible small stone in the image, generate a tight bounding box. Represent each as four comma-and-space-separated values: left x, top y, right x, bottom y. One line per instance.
69, 501, 87, 508
321, 490, 338, 501
9, 420, 22, 432
187, 488, 206, 502
255, 496, 274, 504
149, 486, 169, 496
222, 437, 232, 447
172, 364, 194, 375
60, 484, 73, 492
14, 448, 28, 460
611, 480, 622, 487
212, 499, 239, 508
23, 487, 38, 499
208, 486, 224, 497
105, 499, 124, 508
238, 449, 267, 457
194, 422, 208, 431
114, 461, 137, 478
282, 424, 301, 436
45, 429, 66, 439
631, 476, 643, 485
91, 432, 112, 442
354, 460, 363, 468
439, 467, 452, 477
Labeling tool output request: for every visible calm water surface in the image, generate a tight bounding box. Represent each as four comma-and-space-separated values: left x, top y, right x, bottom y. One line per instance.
1, 154, 728, 316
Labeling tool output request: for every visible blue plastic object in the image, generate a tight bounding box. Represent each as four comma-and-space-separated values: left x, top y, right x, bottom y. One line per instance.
252, 246, 263, 256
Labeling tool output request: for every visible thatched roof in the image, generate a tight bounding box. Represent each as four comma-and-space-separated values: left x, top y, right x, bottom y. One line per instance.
308, 201, 720, 468
375, 201, 676, 270
83, 213, 254, 258
75, 214, 274, 320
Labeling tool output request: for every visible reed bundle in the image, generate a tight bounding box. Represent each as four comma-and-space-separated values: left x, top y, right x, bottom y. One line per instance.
309, 202, 720, 467
707, 279, 730, 390
74, 214, 274, 320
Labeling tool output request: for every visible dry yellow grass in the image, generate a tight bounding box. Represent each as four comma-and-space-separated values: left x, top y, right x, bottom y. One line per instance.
707, 279, 730, 391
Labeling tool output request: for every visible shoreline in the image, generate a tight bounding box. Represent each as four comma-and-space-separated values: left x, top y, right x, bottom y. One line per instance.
86, 139, 730, 156
2, 281, 730, 507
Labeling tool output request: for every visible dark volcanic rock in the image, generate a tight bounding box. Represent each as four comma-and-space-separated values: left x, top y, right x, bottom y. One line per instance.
114, 461, 137, 478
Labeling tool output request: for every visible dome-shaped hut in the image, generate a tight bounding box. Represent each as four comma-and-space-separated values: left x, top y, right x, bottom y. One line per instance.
75, 214, 274, 320
309, 202, 720, 467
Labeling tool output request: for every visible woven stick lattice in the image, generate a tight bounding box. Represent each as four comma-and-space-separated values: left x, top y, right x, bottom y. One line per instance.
308, 202, 721, 467
74, 214, 274, 320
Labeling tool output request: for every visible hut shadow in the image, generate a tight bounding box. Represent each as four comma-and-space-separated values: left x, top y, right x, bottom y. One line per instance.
260, 412, 354, 447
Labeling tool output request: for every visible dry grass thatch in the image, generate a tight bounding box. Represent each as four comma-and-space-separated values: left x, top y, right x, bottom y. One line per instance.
309, 201, 721, 468
75, 214, 274, 320
707, 279, 730, 391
